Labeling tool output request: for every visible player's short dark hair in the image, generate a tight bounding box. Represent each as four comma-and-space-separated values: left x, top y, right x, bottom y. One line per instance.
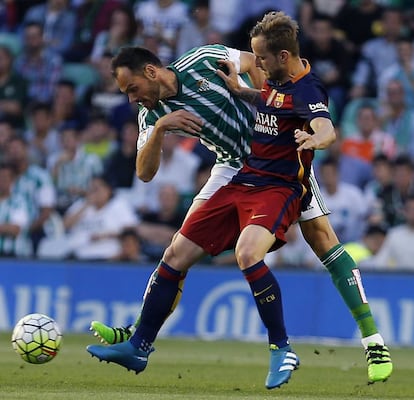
111, 47, 163, 77
250, 11, 300, 56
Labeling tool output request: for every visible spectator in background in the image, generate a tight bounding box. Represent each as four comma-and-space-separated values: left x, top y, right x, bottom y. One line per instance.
0, 162, 31, 257
341, 103, 396, 162
379, 78, 414, 157
64, 0, 124, 62
318, 156, 368, 243
24, 102, 61, 168
334, 0, 384, 64
22, 0, 76, 57
38, 175, 138, 260
5, 136, 58, 255
344, 223, 388, 268
298, 0, 345, 41
387, 154, 414, 227
176, 0, 222, 56
111, 227, 147, 263
377, 36, 414, 109
51, 79, 89, 131
130, 134, 200, 214
364, 153, 394, 226
301, 14, 352, 118
349, 7, 404, 99
103, 118, 137, 191
0, 45, 27, 130
89, 51, 128, 118
226, 1, 298, 51
0, 116, 15, 162
90, 4, 138, 65
366, 154, 414, 229
0, 1, 18, 32
47, 125, 103, 215
134, 0, 189, 64
14, 22, 62, 103
82, 112, 118, 164
137, 183, 186, 260
368, 195, 414, 270
208, 0, 247, 44
315, 127, 373, 190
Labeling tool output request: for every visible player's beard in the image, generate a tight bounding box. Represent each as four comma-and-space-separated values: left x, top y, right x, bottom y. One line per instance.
143, 80, 161, 110
267, 66, 286, 83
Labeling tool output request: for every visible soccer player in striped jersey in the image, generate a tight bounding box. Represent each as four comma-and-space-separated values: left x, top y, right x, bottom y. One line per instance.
88, 13, 391, 386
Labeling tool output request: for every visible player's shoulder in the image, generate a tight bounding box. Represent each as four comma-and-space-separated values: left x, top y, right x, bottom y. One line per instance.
171, 45, 230, 72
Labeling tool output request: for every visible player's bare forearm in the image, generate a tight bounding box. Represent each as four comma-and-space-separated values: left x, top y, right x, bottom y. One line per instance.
238, 87, 262, 104
239, 51, 265, 90
137, 111, 203, 182
217, 58, 262, 104
136, 127, 164, 182
295, 117, 336, 151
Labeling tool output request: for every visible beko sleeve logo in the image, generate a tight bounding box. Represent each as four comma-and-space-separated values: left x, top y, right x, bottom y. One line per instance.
308, 102, 329, 113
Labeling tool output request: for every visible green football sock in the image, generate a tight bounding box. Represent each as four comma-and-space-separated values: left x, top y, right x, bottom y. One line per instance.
320, 244, 378, 338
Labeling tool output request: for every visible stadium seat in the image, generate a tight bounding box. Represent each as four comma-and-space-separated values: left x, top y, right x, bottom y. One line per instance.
0, 32, 22, 56
62, 62, 101, 101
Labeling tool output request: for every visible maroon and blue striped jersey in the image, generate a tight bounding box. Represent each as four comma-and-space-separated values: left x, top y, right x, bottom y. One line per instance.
231, 61, 331, 209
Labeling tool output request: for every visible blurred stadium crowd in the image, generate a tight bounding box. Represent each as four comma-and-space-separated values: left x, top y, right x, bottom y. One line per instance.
1, 0, 414, 270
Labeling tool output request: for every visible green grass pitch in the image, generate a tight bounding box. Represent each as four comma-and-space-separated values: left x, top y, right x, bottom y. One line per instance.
1, 333, 413, 400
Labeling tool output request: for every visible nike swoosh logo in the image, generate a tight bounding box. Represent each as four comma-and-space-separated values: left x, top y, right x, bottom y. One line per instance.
253, 284, 273, 297
251, 214, 267, 219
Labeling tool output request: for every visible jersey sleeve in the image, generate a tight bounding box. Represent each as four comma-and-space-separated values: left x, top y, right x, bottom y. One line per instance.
294, 79, 331, 123
136, 106, 155, 152
226, 47, 241, 73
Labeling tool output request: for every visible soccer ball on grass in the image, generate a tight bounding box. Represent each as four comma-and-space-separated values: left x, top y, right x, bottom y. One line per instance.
11, 313, 62, 364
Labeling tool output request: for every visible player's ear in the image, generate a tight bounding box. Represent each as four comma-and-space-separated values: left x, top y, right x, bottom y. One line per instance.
144, 65, 157, 80
279, 50, 289, 63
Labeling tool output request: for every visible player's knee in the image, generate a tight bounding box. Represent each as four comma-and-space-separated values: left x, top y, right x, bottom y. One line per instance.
235, 245, 263, 270
164, 236, 204, 271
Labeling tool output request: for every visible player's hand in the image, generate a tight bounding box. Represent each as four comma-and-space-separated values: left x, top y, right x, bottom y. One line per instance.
216, 59, 242, 94
155, 110, 203, 134
295, 129, 320, 151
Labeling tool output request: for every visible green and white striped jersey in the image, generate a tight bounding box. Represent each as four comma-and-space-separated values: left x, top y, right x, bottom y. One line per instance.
137, 45, 256, 169
12, 165, 56, 222
0, 193, 31, 257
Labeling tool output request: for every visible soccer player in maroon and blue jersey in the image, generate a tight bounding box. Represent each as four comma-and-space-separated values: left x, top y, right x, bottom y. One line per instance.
87, 11, 392, 388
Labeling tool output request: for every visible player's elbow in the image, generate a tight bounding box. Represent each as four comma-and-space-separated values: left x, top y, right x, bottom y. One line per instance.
136, 168, 156, 182
327, 128, 337, 146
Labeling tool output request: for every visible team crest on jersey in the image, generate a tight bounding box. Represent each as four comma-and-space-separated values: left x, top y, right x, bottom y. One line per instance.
197, 78, 210, 92
274, 92, 285, 108
263, 87, 292, 109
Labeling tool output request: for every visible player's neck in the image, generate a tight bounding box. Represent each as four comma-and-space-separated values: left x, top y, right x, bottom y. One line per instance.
287, 58, 306, 81
159, 69, 179, 99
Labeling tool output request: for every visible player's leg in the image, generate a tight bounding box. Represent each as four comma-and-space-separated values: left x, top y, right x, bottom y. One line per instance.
299, 172, 392, 383
90, 165, 240, 344
87, 184, 240, 373
235, 187, 302, 389
86, 233, 206, 372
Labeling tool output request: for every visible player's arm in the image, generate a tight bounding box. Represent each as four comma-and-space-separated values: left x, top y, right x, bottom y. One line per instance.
216, 58, 262, 104
136, 124, 164, 182
295, 117, 336, 151
136, 110, 203, 182
239, 51, 265, 90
